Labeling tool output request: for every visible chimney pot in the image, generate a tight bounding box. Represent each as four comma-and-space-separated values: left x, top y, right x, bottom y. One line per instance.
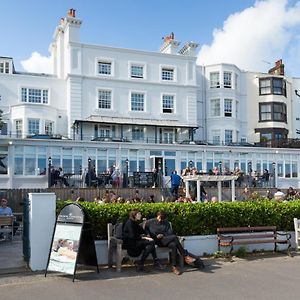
68, 8, 76, 18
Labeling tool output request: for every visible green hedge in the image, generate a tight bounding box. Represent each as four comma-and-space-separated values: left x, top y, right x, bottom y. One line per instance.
56, 200, 300, 239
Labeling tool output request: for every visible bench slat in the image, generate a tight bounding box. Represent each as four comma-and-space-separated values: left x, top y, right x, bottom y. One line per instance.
220, 239, 288, 246
217, 226, 276, 233
218, 234, 276, 240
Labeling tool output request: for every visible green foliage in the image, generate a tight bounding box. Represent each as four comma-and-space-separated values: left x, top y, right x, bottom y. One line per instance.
235, 246, 247, 258
56, 200, 300, 240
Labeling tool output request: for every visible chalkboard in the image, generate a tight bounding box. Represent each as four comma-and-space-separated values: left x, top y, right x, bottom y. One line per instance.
133, 172, 154, 187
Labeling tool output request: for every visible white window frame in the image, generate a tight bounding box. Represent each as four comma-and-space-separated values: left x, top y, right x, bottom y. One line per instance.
130, 91, 146, 112
129, 61, 146, 79
160, 65, 176, 82
132, 126, 145, 141
225, 129, 233, 145
210, 72, 220, 88
224, 99, 233, 117
97, 125, 111, 138
98, 88, 112, 110
15, 119, 23, 137
223, 71, 232, 88
161, 94, 175, 114
210, 99, 220, 117
45, 120, 54, 135
211, 129, 221, 145
28, 119, 40, 135
20, 87, 49, 104
96, 58, 114, 76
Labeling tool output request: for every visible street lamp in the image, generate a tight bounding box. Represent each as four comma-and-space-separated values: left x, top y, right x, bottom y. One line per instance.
125, 159, 129, 188
48, 156, 52, 188
272, 162, 276, 188
88, 157, 92, 187
189, 160, 193, 169
218, 161, 222, 175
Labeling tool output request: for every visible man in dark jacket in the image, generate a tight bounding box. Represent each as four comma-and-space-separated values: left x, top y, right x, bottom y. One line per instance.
144, 211, 195, 275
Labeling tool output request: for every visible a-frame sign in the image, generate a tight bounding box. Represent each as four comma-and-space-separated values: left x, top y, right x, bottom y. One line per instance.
45, 203, 99, 281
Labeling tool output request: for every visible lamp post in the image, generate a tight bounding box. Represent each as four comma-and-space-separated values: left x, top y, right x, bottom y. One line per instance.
218, 161, 222, 175
125, 159, 129, 188
189, 160, 193, 169
158, 159, 162, 187
272, 162, 276, 188
48, 156, 52, 188
88, 157, 91, 187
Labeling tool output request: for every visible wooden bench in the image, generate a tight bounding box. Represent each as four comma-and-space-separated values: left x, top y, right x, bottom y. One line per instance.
0, 216, 14, 241
217, 226, 291, 254
107, 222, 184, 272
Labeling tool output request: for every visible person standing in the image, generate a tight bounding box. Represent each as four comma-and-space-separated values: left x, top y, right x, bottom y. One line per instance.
170, 170, 181, 199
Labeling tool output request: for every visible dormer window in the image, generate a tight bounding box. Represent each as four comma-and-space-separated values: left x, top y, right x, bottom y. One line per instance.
0, 61, 10, 74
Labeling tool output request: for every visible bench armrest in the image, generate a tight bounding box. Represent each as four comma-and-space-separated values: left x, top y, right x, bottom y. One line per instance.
277, 232, 292, 241
110, 237, 123, 245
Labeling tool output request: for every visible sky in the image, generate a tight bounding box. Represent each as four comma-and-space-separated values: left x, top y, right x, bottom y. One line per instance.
1, 0, 300, 76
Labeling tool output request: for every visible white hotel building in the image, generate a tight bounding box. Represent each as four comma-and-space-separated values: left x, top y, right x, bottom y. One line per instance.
1, 9, 300, 189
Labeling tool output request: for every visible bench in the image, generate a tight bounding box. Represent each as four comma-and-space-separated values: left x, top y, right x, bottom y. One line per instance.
0, 216, 14, 241
217, 226, 291, 254
107, 222, 184, 272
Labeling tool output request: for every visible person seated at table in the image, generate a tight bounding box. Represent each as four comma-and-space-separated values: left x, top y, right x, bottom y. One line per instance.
0, 198, 19, 236
58, 167, 69, 187
144, 211, 195, 275
123, 209, 164, 272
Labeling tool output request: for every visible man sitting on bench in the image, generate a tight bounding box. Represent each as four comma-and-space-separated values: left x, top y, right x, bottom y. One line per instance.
144, 211, 195, 275
0, 198, 19, 238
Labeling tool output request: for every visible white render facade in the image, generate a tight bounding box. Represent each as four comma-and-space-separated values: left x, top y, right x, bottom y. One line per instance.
1, 9, 300, 189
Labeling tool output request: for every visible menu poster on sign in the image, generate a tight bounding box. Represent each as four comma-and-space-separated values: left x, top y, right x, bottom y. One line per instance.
48, 223, 81, 275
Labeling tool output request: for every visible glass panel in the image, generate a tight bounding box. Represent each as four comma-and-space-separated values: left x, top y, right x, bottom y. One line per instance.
38, 156, 46, 175
25, 157, 35, 175
97, 159, 107, 174
277, 162, 283, 177
285, 163, 291, 178
74, 157, 82, 175
14, 156, 23, 175
292, 162, 298, 178
139, 160, 145, 172
165, 159, 175, 176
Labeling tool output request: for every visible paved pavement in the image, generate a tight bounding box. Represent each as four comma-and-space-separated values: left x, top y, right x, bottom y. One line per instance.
1, 247, 300, 300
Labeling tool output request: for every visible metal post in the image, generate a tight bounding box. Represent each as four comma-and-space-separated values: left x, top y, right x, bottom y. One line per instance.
272, 162, 276, 188
125, 159, 129, 188
88, 157, 91, 187
218, 161, 222, 175
189, 160, 193, 169
48, 156, 52, 188
158, 159, 162, 188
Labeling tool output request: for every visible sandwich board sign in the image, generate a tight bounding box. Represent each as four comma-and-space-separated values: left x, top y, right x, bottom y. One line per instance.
45, 203, 99, 281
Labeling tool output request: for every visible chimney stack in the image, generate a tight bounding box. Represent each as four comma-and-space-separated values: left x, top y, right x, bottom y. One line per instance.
68, 8, 76, 18
160, 32, 180, 54
268, 59, 284, 76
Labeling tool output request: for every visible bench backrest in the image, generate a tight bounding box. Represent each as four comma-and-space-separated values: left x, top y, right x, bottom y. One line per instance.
217, 226, 276, 234
0, 216, 13, 226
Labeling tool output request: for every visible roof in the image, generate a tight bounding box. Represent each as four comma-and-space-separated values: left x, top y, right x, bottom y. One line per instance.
74, 116, 198, 128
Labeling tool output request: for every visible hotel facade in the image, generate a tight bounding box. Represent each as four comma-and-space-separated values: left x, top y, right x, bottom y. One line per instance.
1, 9, 300, 189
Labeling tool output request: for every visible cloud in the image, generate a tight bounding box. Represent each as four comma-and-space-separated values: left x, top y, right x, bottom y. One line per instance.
197, 0, 300, 75
21, 51, 52, 74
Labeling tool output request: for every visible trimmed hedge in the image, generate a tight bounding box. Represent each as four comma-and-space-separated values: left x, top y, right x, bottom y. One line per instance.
56, 200, 300, 240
